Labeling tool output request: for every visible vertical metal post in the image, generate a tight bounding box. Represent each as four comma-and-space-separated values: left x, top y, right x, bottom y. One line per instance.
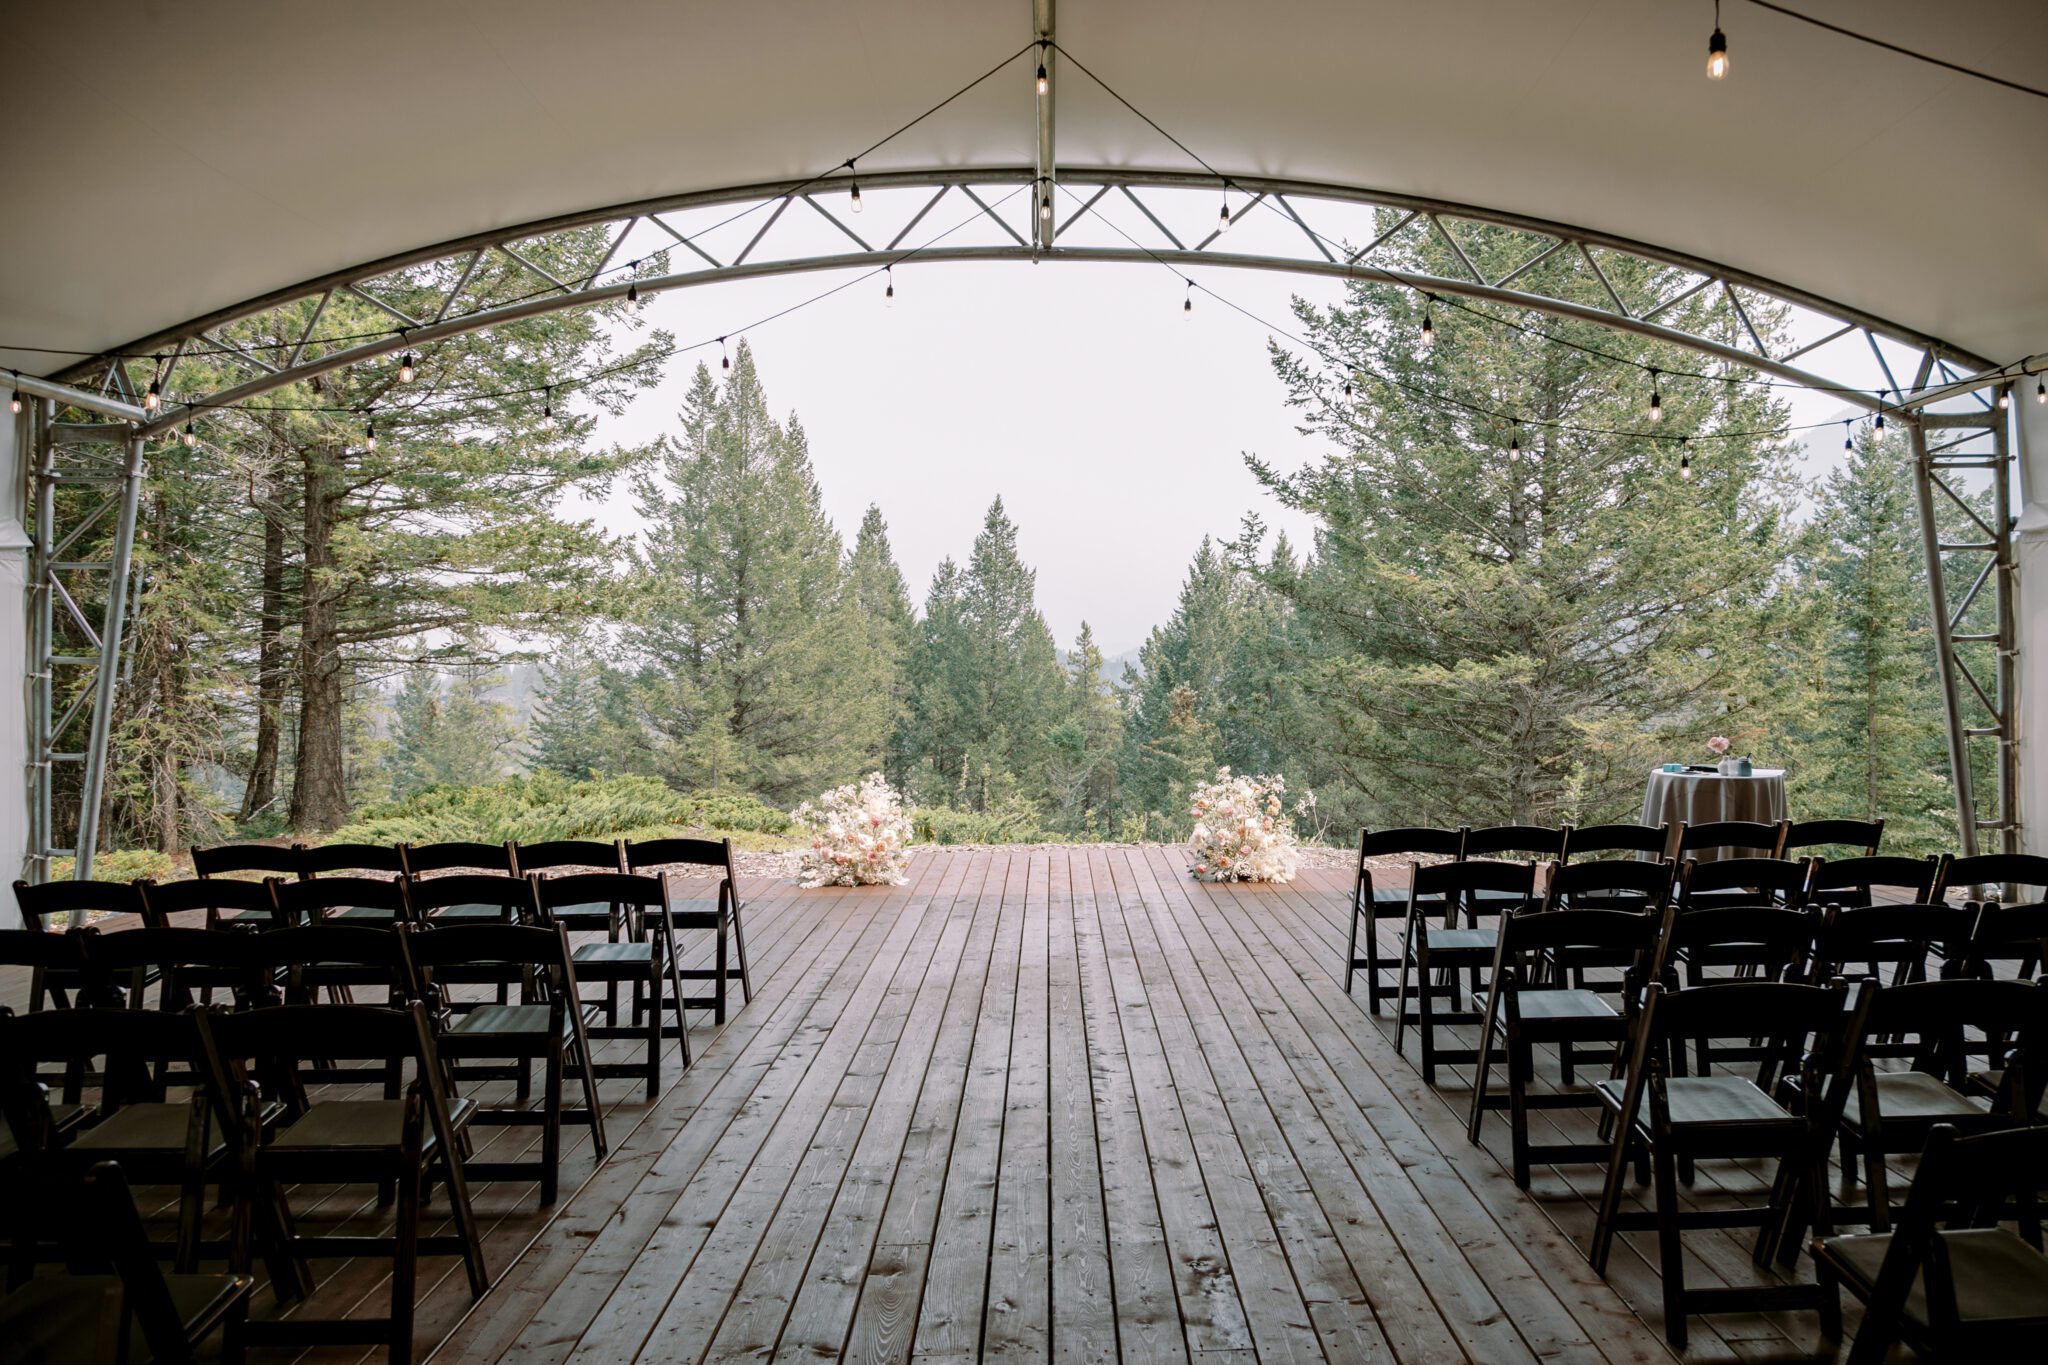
27, 401, 55, 883
71, 433, 144, 879
1032, 0, 1056, 254
1992, 416, 2019, 853
1910, 414, 1979, 855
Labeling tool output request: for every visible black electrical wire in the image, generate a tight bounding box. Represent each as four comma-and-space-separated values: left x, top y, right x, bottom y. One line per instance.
1741, 0, 2048, 103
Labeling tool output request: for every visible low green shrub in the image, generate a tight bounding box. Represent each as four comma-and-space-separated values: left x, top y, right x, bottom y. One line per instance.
49, 848, 177, 883
324, 772, 791, 846
910, 799, 1055, 846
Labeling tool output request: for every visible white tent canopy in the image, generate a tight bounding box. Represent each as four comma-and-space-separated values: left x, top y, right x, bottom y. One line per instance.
1, 0, 2045, 895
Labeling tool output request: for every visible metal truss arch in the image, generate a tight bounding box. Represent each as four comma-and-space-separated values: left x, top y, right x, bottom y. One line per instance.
43, 166, 1993, 438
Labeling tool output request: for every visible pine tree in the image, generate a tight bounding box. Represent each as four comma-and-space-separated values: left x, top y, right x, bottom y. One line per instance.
387, 668, 517, 797
1253, 213, 1802, 828
625, 344, 888, 800
1045, 623, 1124, 833
846, 505, 917, 779
529, 645, 611, 781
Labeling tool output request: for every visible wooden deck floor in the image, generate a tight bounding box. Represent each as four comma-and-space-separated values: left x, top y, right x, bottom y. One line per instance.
8, 846, 1871, 1363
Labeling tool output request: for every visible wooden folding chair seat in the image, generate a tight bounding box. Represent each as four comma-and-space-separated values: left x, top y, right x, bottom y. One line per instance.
140, 875, 282, 931
1813, 1123, 2048, 1362
510, 840, 624, 934
0, 1162, 252, 1365
1814, 978, 2048, 1230
1344, 825, 1465, 1011
402, 922, 607, 1205
1589, 979, 1868, 1347
625, 837, 753, 1026
196, 1003, 488, 1364
533, 871, 682, 1093
1467, 908, 1658, 1187
1560, 821, 1669, 861
10, 879, 154, 1009
1393, 858, 1536, 1084
1675, 852, 1807, 916
0, 1006, 230, 1272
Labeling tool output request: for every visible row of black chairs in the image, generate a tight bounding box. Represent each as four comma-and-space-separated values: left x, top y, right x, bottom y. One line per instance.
2, 995, 492, 1364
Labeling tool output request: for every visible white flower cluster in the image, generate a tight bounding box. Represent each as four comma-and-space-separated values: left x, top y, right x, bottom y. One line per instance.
1187, 767, 1301, 884
792, 771, 914, 887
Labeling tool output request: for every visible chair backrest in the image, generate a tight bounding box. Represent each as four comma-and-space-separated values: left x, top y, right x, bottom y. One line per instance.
401, 840, 515, 877
405, 872, 536, 921
1962, 901, 2048, 975
1495, 907, 1658, 985
1804, 854, 1940, 905
1409, 858, 1535, 917
1561, 822, 1669, 860
1808, 904, 1977, 982
531, 870, 666, 918
400, 922, 576, 1017
80, 926, 280, 1010
0, 927, 94, 990
1649, 905, 1819, 986
1678, 855, 1809, 905
1939, 852, 2048, 905
624, 836, 735, 884
1360, 826, 1465, 860
1885, 1124, 2048, 1255
512, 839, 624, 874
191, 842, 305, 879
11, 878, 150, 932
1461, 824, 1568, 860
197, 1002, 443, 1118
137, 876, 280, 930
1541, 857, 1673, 912
1676, 819, 1786, 858
270, 874, 413, 926
0, 1004, 208, 1109
248, 924, 419, 1000
1630, 978, 1863, 1090
296, 841, 405, 878
1778, 817, 1883, 858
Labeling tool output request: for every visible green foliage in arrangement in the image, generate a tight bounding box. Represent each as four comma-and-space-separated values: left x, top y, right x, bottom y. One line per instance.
323, 772, 790, 847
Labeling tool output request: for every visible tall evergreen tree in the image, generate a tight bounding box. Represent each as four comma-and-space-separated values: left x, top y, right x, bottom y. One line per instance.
1045, 623, 1124, 833
626, 344, 889, 800
528, 644, 612, 781
846, 505, 918, 779
387, 668, 517, 797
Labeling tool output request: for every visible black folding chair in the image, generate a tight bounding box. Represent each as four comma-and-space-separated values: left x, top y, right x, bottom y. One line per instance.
401, 840, 515, 879
1541, 857, 1674, 913
1646, 905, 1822, 1075
1676, 819, 1788, 865
296, 842, 407, 881
624, 837, 753, 1026
1806, 903, 1977, 990
271, 873, 414, 929
1777, 817, 1884, 859
1462, 824, 1569, 911
511, 839, 626, 939
1344, 825, 1465, 1011
1802, 854, 1939, 911
1676, 853, 1807, 914
1822, 978, 2047, 1231
1467, 908, 1658, 1187
11, 879, 153, 1009
1959, 900, 2048, 982
81, 927, 279, 1013
0, 928, 103, 1018
0, 1162, 252, 1365
402, 922, 607, 1205
1936, 852, 2048, 908
532, 872, 683, 1093
1589, 979, 1867, 1348
1813, 1124, 2048, 1362
404, 845, 521, 923
1393, 859, 1536, 1084
196, 1003, 489, 1364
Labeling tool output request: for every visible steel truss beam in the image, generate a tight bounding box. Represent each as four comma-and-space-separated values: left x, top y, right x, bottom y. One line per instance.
26, 401, 144, 881
41, 166, 1987, 435
1910, 408, 2018, 856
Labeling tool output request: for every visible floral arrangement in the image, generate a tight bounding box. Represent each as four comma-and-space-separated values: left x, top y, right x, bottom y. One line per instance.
1188, 767, 1302, 884
1706, 735, 1731, 759
792, 772, 914, 887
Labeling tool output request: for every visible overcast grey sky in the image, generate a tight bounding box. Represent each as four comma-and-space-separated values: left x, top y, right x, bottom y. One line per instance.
579, 219, 1863, 656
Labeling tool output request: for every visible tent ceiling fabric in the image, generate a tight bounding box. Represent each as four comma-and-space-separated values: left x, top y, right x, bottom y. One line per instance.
3, 0, 2045, 378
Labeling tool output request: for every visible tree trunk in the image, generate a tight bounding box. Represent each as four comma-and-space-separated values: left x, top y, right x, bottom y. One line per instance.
289, 441, 348, 832
238, 468, 289, 823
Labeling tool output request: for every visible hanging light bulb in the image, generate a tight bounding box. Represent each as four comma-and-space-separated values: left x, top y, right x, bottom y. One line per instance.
625, 281, 641, 313
1036, 62, 1048, 95
1706, 1, 1729, 79
1183, 280, 1194, 317
849, 179, 863, 213
8, 389, 20, 415
2036, 375, 2046, 405
144, 357, 163, 413
1648, 370, 1663, 422
884, 265, 895, 306
543, 386, 553, 424
182, 420, 197, 447
1509, 427, 1521, 457
398, 351, 416, 383
1218, 192, 1231, 234
721, 336, 731, 371
1343, 377, 1353, 400
1040, 192, 1053, 223
364, 418, 377, 451
1679, 441, 1693, 480
1997, 384, 2011, 411
1843, 420, 1853, 452
1419, 309, 1436, 350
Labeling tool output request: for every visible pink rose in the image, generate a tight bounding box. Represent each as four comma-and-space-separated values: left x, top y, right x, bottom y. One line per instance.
1707, 735, 1731, 756
1195, 863, 1208, 874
